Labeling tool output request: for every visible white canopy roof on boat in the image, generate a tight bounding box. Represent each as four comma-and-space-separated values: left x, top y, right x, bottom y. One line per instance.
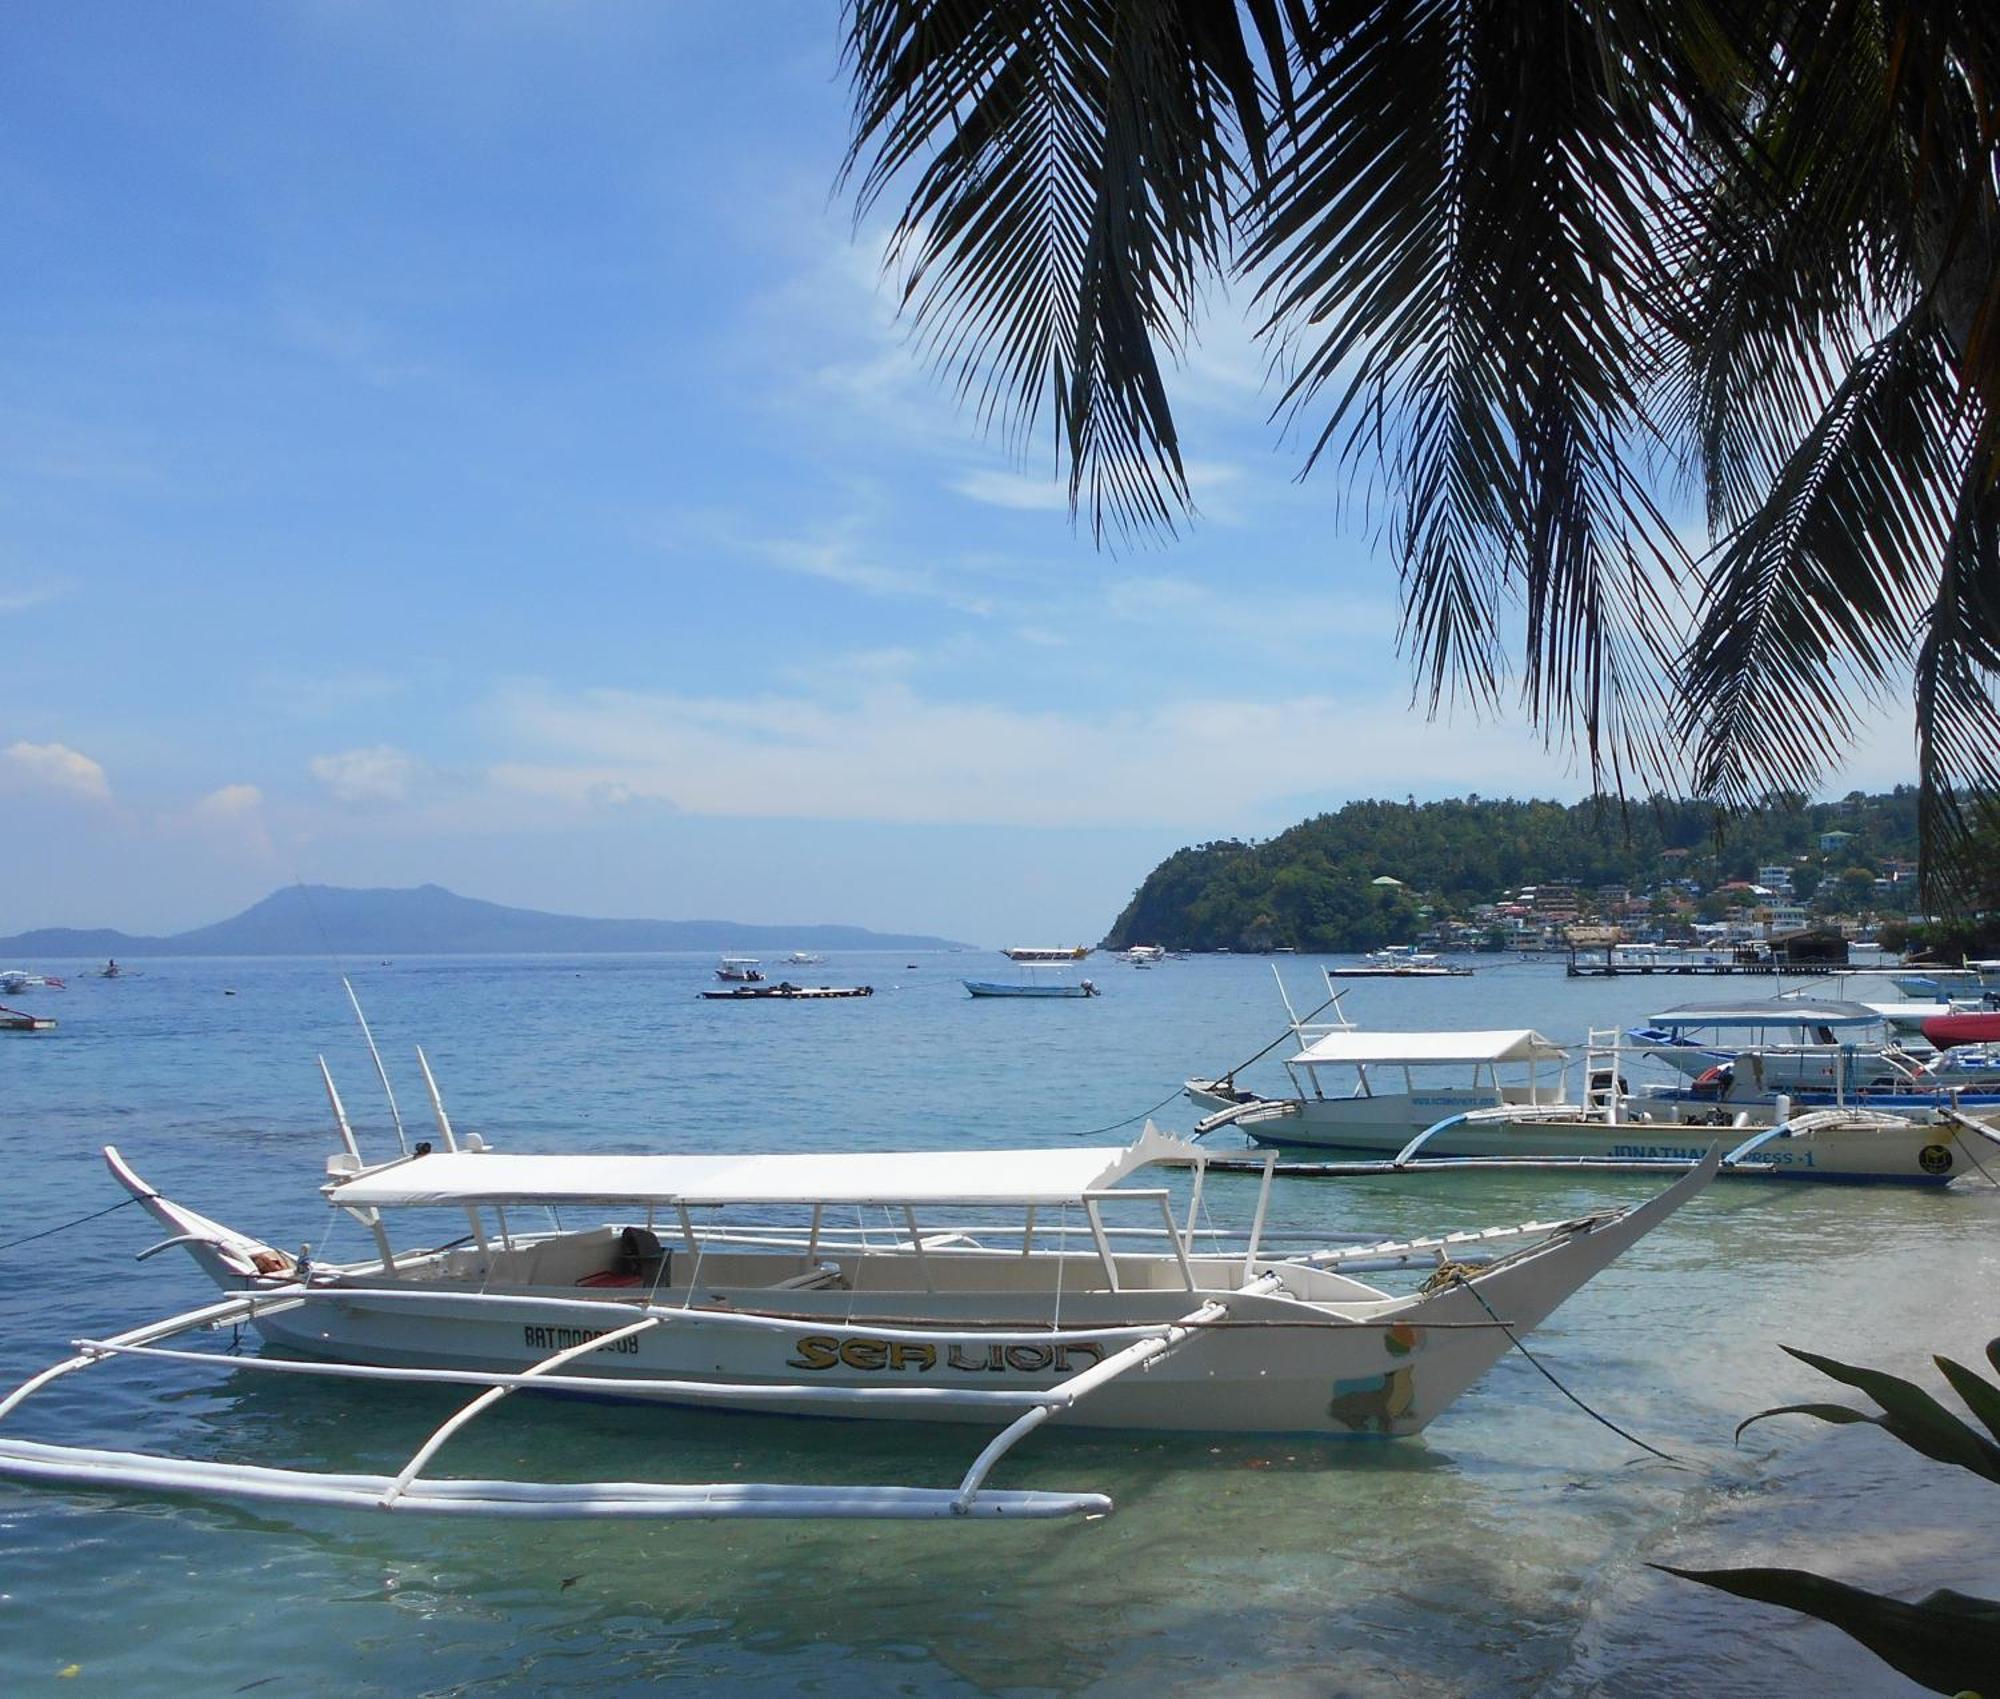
331, 1124, 1202, 1209
1288, 1029, 1567, 1067
1645, 998, 1881, 1029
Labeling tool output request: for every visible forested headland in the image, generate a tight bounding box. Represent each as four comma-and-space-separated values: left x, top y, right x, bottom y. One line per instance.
1103, 791, 1931, 954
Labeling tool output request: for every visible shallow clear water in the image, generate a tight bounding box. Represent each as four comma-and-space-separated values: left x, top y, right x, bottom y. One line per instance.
2, 954, 1994, 1695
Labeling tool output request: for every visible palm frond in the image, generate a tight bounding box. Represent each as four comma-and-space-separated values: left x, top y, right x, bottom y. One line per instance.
1681, 311, 1960, 806
1914, 464, 2000, 905
841, 1, 1286, 538
1243, 0, 1697, 777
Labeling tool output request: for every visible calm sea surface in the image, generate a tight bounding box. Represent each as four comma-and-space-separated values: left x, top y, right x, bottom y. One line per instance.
2, 953, 1995, 1696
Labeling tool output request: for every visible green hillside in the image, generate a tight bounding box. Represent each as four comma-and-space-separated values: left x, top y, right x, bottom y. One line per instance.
1103, 790, 1924, 953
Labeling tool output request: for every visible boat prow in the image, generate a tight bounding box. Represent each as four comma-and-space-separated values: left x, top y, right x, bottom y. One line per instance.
103, 1146, 297, 1286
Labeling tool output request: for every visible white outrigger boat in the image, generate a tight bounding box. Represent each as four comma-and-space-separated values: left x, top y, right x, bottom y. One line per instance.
1185, 976, 1998, 1184
1326, 947, 1474, 979
0, 1065, 1717, 1524
1186, 982, 1568, 1146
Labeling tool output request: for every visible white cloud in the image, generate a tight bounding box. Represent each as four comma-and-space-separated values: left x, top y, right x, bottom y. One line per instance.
0, 740, 111, 803
167, 783, 275, 860
0, 579, 69, 616
256, 667, 408, 720
953, 469, 1069, 512
310, 745, 421, 804
486, 680, 1577, 831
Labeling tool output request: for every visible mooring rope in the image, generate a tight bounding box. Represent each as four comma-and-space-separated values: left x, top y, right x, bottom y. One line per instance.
1066, 1086, 1187, 1140
1449, 1269, 1690, 1469
0, 1193, 149, 1257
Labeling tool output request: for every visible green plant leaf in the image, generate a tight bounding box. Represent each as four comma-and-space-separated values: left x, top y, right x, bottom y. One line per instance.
1659, 1566, 2000, 1695
1779, 1345, 2000, 1481
1936, 1353, 2000, 1449
1735, 1402, 1875, 1443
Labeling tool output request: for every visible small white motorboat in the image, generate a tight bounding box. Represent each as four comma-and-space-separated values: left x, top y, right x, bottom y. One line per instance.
714, 956, 765, 983
0, 1057, 1717, 1524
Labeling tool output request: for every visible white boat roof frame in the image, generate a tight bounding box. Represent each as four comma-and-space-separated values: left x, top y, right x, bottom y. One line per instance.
1287, 1029, 1569, 1068
1644, 999, 1882, 1029
330, 1124, 1206, 1211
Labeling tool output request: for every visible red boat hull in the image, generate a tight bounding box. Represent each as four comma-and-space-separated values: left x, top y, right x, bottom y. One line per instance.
1922, 1012, 2000, 1049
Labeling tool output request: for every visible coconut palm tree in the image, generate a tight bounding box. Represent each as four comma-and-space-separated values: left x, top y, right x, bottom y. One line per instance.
838, 1, 2000, 894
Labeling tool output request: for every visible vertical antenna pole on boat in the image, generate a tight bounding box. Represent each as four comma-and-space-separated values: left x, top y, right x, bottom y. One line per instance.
1209, 987, 1346, 1091
414, 1046, 459, 1153
1241, 1152, 1277, 1282
318, 1057, 363, 1166
343, 977, 409, 1157
1274, 964, 1302, 1030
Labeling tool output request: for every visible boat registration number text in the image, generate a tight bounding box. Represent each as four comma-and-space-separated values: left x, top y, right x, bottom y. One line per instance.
522, 1325, 642, 1355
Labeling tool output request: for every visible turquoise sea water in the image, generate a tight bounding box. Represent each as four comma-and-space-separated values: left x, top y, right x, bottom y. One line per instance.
3, 953, 1996, 1696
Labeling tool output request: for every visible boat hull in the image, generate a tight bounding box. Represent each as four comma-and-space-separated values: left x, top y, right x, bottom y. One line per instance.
242, 1205, 1677, 1438
1233, 1110, 1968, 1186
964, 981, 1096, 998
1186, 1082, 1508, 1142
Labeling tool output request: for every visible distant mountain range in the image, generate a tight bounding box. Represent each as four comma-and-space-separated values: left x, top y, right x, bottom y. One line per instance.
0, 884, 972, 957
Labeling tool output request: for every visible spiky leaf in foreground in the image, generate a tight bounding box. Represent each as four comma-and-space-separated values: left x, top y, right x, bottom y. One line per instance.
1659, 1567, 2000, 1695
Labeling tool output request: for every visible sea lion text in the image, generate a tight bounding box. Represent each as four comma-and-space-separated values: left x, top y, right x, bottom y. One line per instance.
787, 1336, 1107, 1373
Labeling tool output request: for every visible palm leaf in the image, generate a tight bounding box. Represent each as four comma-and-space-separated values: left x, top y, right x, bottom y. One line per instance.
1912, 472, 2000, 906
1242, 0, 1701, 782
1937, 1352, 2000, 1448
1734, 1343, 2000, 1482
841, 1, 1286, 538
1680, 312, 1961, 809
1659, 1565, 2000, 1694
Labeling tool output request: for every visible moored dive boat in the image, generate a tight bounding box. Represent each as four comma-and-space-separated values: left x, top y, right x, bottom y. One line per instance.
0, 971, 64, 995
1187, 1025, 1570, 1146
1002, 945, 1091, 963
1186, 985, 1997, 1184
0, 1076, 1718, 1524
1625, 998, 2000, 1106
714, 956, 765, 983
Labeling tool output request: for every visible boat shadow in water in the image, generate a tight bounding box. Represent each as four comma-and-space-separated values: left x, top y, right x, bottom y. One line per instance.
16, 1367, 1549, 1695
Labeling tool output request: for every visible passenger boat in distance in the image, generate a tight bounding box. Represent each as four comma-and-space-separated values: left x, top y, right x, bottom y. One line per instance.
1326, 946, 1474, 979
700, 982, 873, 1000
0, 1059, 1718, 1524
714, 956, 765, 983
1001, 945, 1091, 963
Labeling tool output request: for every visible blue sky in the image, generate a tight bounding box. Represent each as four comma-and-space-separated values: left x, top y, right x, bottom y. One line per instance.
0, 3, 1913, 942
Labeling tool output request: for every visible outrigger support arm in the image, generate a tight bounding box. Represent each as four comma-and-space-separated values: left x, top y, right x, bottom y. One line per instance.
380, 1314, 665, 1508
0, 1287, 299, 1426
950, 1272, 1282, 1513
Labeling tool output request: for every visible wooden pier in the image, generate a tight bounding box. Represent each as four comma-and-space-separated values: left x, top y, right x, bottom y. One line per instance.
1564, 957, 1847, 978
